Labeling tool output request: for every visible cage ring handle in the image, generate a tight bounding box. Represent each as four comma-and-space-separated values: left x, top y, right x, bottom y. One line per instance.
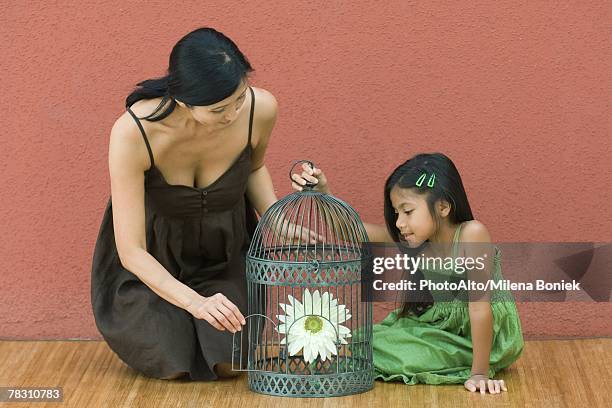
309, 259, 320, 272
289, 160, 317, 190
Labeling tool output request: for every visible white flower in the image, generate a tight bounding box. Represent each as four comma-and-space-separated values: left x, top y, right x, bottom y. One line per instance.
276, 289, 352, 364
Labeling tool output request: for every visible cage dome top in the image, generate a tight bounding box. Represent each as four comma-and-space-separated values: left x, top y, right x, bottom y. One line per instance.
248, 161, 369, 263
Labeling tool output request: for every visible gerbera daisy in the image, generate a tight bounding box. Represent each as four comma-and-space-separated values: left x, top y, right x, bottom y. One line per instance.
276, 289, 351, 364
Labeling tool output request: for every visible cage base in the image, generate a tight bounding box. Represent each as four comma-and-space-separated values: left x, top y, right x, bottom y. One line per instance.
248, 368, 373, 398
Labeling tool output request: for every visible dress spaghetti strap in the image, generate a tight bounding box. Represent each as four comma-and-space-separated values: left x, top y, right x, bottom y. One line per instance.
126, 107, 155, 169
126, 88, 255, 168
247, 87, 255, 147
452, 222, 465, 244
451, 222, 466, 258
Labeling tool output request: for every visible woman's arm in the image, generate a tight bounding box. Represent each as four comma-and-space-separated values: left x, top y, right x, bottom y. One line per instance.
246, 89, 279, 215
109, 115, 244, 332
247, 165, 277, 216
109, 115, 202, 310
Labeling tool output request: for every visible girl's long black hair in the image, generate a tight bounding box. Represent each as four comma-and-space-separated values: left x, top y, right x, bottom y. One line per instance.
383, 153, 474, 316
125, 27, 253, 121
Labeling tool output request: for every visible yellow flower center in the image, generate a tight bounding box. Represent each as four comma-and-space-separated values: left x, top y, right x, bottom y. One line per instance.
304, 316, 323, 334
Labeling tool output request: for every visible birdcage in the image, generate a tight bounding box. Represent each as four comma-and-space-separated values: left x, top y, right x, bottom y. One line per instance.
232, 161, 373, 397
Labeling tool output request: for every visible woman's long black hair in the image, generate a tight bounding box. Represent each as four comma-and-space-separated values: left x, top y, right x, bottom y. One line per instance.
383, 153, 474, 316
125, 27, 253, 121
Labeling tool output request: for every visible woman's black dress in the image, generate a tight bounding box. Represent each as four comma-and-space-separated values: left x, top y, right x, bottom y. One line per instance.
91, 88, 258, 380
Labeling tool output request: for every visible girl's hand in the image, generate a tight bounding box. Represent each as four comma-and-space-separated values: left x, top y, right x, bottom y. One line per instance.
186, 293, 246, 333
291, 163, 330, 194
464, 374, 507, 394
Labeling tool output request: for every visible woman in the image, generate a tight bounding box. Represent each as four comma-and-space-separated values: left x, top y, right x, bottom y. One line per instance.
91, 27, 280, 381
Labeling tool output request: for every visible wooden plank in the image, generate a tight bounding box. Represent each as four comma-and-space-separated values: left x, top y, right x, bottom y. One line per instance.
0, 339, 609, 407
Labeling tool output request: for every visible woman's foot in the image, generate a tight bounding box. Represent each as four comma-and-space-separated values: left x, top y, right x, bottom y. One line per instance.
214, 362, 242, 378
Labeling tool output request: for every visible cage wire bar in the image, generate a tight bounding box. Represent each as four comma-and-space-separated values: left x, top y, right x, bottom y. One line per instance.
232, 161, 374, 397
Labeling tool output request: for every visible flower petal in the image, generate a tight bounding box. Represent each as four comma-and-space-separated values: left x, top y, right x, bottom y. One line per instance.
319, 341, 328, 361
329, 295, 338, 309
321, 291, 330, 307
287, 294, 303, 310
311, 290, 321, 315
292, 321, 306, 336
289, 294, 305, 317
303, 340, 315, 364
323, 337, 338, 356
279, 303, 294, 318
303, 289, 312, 314
288, 336, 304, 356
320, 319, 337, 337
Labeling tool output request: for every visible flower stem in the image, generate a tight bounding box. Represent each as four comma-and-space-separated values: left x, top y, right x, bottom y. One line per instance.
309, 357, 320, 374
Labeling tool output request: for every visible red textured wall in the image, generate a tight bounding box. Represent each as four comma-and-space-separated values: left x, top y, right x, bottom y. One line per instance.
1, 1, 610, 339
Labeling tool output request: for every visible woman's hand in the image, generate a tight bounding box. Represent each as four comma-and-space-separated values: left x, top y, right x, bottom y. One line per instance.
186, 293, 246, 333
280, 219, 326, 244
291, 163, 330, 194
464, 374, 507, 394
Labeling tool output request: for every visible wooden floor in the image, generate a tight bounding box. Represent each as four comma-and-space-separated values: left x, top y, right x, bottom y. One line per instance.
0, 339, 609, 407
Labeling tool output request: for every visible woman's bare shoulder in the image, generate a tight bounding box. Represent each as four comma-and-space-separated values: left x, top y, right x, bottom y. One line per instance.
109, 101, 164, 172
251, 87, 278, 122
112, 98, 170, 141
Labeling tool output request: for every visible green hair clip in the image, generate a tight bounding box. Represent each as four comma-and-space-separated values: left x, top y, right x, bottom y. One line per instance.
416, 172, 436, 188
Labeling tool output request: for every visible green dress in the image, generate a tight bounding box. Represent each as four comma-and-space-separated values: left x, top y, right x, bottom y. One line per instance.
372, 222, 524, 385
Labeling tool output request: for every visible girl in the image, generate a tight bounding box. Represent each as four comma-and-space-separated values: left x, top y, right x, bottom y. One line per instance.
292, 152, 524, 394
92, 27, 286, 381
